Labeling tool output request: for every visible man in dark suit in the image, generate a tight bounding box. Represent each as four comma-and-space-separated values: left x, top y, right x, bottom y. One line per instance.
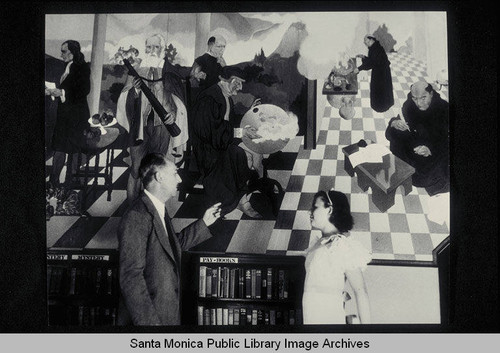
190, 35, 227, 91
117, 153, 221, 325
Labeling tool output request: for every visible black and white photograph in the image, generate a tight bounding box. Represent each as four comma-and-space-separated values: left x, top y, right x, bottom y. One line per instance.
1, 0, 498, 351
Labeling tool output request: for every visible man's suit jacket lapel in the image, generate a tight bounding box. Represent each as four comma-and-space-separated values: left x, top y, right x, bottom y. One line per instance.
140, 194, 178, 266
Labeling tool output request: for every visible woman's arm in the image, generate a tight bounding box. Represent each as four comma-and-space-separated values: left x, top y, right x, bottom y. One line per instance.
345, 268, 371, 324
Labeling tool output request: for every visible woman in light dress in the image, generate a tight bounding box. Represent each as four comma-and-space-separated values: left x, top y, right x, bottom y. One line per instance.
302, 189, 372, 324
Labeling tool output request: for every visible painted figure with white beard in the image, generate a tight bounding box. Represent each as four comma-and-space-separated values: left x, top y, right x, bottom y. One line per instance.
117, 34, 189, 205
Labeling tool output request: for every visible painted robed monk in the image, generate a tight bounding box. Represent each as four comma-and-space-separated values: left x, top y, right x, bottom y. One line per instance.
385, 81, 449, 196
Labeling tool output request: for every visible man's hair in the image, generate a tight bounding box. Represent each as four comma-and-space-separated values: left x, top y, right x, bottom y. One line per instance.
63, 40, 85, 64
139, 153, 168, 189
410, 82, 435, 94
207, 36, 216, 46
146, 33, 166, 52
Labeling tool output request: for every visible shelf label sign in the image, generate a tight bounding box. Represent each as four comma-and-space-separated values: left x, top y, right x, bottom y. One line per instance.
71, 255, 110, 261
200, 257, 238, 264
47, 254, 68, 260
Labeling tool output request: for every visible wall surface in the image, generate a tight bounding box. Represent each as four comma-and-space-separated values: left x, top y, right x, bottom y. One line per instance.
345, 265, 441, 324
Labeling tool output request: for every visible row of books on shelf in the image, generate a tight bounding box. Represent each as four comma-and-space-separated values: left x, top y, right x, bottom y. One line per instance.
49, 305, 117, 326
199, 266, 290, 300
197, 306, 302, 326
47, 266, 117, 296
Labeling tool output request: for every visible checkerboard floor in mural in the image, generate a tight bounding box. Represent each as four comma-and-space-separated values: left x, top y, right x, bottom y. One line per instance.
46, 52, 449, 265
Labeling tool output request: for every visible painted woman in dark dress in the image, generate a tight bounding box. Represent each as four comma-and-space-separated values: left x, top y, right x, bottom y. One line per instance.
46, 40, 90, 185
354, 35, 394, 113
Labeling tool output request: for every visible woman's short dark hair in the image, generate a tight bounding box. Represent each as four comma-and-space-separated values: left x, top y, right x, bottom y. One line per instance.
63, 40, 85, 64
139, 153, 167, 189
313, 190, 354, 233
207, 36, 216, 46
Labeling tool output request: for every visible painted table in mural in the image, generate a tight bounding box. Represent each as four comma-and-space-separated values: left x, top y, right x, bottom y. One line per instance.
342, 142, 415, 213
66, 123, 126, 214
322, 58, 359, 95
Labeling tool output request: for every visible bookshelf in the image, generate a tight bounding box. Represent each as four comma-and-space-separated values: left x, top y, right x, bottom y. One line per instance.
181, 252, 305, 326
47, 248, 119, 326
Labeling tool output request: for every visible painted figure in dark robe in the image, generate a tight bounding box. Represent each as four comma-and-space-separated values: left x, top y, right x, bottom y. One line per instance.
191, 66, 264, 218
354, 35, 394, 113
385, 81, 449, 195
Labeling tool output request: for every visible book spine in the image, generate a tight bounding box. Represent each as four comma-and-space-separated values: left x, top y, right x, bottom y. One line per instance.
234, 309, 240, 325
255, 269, 262, 299
240, 307, 246, 326
217, 267, 222, 298
228, 308, 234, 325
95, 268, 102, 295
204, 308, 210, 326
211, 268, 217, 298
267, 267, 273, 299
245, 269, 251, 299
296, 308, 303, 325
69, 267, 77, 295
224, 267, 230, 299
78, 306, 84, 326
270, 309, 276, 325
47, 266, 52, 294
210, 308, 216, 326
229, 268, 235, 298
199, 266, 206, 298
276, 310, 283, 325
106, 268, 113, 295
283, 269, 288, 299
206, 267, 212, 297
257, 309, 264, 325
238, 268, 244, 299
222, 308, 229, 325
278, 269, 285, 299
251, 269, 256, 298
251, 309, 258, 325
216, 307, 223, 325
197, 305, 204, 325
90, 307, 96, 326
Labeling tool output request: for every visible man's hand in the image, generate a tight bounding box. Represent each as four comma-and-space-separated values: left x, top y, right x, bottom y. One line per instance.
132, 77, 143, 90
202, 202, 222, 226
243, 125, 262, 140
45, 88, 52, 96
414, 145, 432, 157
250, 98, 261, 110
391, 119, 410, 131
49, 88, 62, 97
218, 57, 226, 67
164, 112, 176, 125
194, 70, 207, 80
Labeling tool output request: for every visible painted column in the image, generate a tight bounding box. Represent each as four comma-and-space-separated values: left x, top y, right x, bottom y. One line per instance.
194, 13, 211, 58
88, 14, 107, 115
